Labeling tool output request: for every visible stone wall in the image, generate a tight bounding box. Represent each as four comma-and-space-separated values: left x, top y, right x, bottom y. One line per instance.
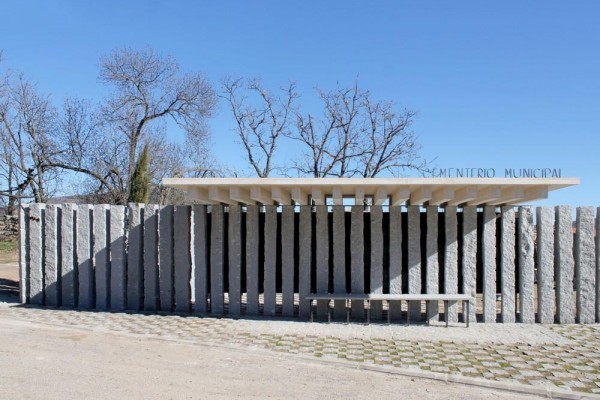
0, 215, 18, 241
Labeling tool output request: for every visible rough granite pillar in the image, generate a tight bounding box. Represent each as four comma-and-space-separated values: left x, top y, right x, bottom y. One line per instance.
536, 207, 555, 324
388, 206, 403, 321
482, 206, 497, 323
28, 203, 43, 305
350, 205, 365, 318
575, 206, 595, 324
245, 205, 259, 315
518, 206, 535, 323
500, 207, 516, 323
407, 206, 422, 320
444, 206, 459, 323
60, 204, 75, 308
44, 204, 58, 307
228, 205, 242, 316
462, 206, 477, 323
426, 206, 439, 323
281, 206, 295, 317
315, 205, 329, 318
193, 205, 209, 314
109, 205, 126, 311
77, 204, 93, 309
93, 204, 109, 310
142, 205, 159, 311
19, 205, 29, 304
126, 204, 144, 311
210, 206, 225, 314
555, 206, 574, 324
332, 205, 346, 318
264, 206, 277, 316
298, 206, 312, 318
174, 205, 191, 313
159, 205, 174, 312
596, 207, 600, 323
370, 205, 384, 320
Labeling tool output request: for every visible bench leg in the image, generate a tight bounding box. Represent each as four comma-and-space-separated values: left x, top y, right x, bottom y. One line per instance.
310, 300, 314, 323
387, 300, 391, 324
466, 300, 470, 328
445, 300, 449, 328
406, 301, 410, 326
346, 300, 350, 324
327, 300, 331, 324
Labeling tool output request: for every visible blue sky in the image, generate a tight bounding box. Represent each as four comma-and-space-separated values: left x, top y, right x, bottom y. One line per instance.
1, 1, 598, 208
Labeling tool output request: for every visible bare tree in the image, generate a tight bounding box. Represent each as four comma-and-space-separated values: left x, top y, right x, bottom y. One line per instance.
222, 78, 298, 177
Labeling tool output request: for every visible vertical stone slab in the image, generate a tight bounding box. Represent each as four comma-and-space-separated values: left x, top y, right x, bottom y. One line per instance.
555, 206, 574, 324
143, 204, 159, 311
127, 204, 144, 311
298, 206, 312, 318
482, 206, 497, 323
315, 205, 329, 318
60, 204, 75, 308
28, 203, 44, 305
210, 206, 225, 314
159, 205, 174, 312
350, 205, 365, 318
332, 206, 346, 318
77, 204, 93, 309
500, 207, 516, 323
370, 205, 384, 320
425, 206, 439, 323
536, 207, 555, 324
246, 205, 260, 315
388, 206, 403, 321
44, 204, 58, 307
575, 206, 595, 324
445, 206, 459, 323
518, 207, 535, 323
462, 206, 477, 323
263, 206, 277, 316
109, 205, 126, 311
596, 207, 600, 323
174, 205, 191, 313
193, 205, 209, 313
228, 205, 242, 316
281, 206, 295, 317
19, 205, 29, 304
93, 204, 109, 310
407, 206, 422, 320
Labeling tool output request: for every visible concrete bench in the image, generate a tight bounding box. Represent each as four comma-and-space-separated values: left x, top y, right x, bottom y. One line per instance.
305, 293, 474, 327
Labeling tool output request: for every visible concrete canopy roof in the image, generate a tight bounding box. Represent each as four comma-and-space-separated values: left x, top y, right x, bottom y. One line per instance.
162, 177, 580, 206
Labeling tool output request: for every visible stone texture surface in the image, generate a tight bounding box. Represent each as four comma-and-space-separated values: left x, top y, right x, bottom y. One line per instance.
264, 206, 277, 316
518, 207, 535, 324
143, 205, 159, 311
332, 206, 346, 319
193, 205, 209, 314
281, 206, 295, 317
126, 204, 143, 311
482, 206, 497, 323
174, 205, 191, 313
245, 205, 259, 315
575, 206, 595, 324
597, 207, 600, 323
555, 206, 574, 324
44, 204, 58, 307
77, 205, 93, 309
370, 205, 383, 320
109, 205, 126, 311
18, 207, 28, 304
444, 206, 458, 323
228, 205, 242, 316
159, 205, 174, 312
500, 207, 515, 323
536, 207, 555, 324
93, 204, 109, 310
388, 206, 402, 321
60, 204, 75, 308
426, 206, 439, 323
210, 206, 224, 314
28, 204, 43, 305
407, 206, 422, 320
462, 206, 477, 323
298, 206, 312, 318
350, 206, 364, 318
315, 205, 329, 318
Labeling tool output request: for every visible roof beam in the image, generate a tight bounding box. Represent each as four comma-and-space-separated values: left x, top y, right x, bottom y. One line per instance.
250, 187, 273, 205
311, 188, 325, 205
520, 186, 549, 203
374, 188, 388, 205
391, 188, 410, 206
208, 187, 235, 204
291, 187, 309, 205
410, 186, 432, 205
429, 188, 454, 206
331, 187, 343, 205
230, 187, 254, 205
272, 187, 291, 205
355, 189, 366, 206
446, 187, 478, 206
467, 187, 501, 206
188, 187, 216, 204
487, 188, 525, 206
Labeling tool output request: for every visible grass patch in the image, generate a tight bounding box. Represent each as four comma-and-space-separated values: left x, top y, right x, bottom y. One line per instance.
0, 240, 18, 253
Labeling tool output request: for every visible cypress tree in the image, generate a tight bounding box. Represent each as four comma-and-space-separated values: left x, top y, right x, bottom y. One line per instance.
128, 144, 151, 204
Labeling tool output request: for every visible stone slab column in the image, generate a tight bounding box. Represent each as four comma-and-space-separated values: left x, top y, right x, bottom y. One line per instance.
407, 206, 422, 320
298, 206, 312, 318
193, 205, 209, 314
93, 204, 109, 310
228, 205, 242, 316
264, 206, 277, 316
143, 205, 159, 311
245, 205, 260, 315
518, 206, 535, 323
445, 206, 459, 323
77, 204, 93, 309
210, 206, 225, 314
60, 204, 75, 308
127, 204, 144, 311
19, 205, 29, 304
28, 204, 44, 305
315, 205, 329, 318
426, 206, 439, 323
596, 207, 600, 323
281, 206, 295, 317
575, 206, 595, 324
388, 206, 403, 321
536, 207, 555, 324
44, 204, 58, 307
555, 206, 574, 324
174, 205, 191, 313
500, 207, 516, 323
350, 205, 365, 318
462, 206, 477, 323
370, 205, 384, 320
159, 205, 174, 312
109, 205, 126, 311
482, 206, 497, 323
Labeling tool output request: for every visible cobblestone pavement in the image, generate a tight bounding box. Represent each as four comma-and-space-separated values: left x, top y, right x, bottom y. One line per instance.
2, 303, 600, 396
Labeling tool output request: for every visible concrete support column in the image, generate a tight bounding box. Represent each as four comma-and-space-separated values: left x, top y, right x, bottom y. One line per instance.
109, 205, 126, 311
555, 206, 574, 324
482, 206, 497, 323
281, 206, 295, 317
518, 206, 535, 323
159, 205, 174, 312
77, 204, 93, 309
315, 205, 329, 318
19, 205, 29, 304
596, 207, 600, 323
500, 207, 516, 323
228, 205, 242, 316
143, 205, 159, 311
245, 205, 260, 315
298, 206, 312, 318
29, 204, 44, 305
193, 205, 209, 314
462, 206, 477, 323
93, 204, 109, 310
263, 206, 277, 316
444, 206, 459, 323
60, 204, 76, 308
407, 206, 422, 320
536, 207, 555, 324
210, 206, 225, 314
388, 206, 403, 321
174, 205, 192, 313
350, 205, 365, 318
425, 206, 439, 323
126, 204, 143, 311
371, 205, 384, 320
332, 206, 346, 318
575, 206, 595, 324
44, 204, 59, 307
